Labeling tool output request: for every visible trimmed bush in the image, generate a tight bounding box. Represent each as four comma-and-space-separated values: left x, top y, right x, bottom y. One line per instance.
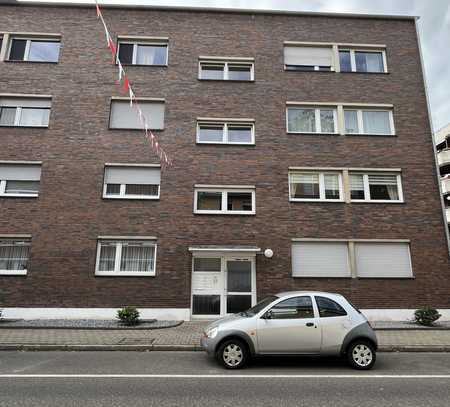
117, 306, 140, 326
414, 307, 441, 326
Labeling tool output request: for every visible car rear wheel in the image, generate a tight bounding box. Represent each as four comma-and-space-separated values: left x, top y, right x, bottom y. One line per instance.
216, 339, 248, 369
347, 340, 376, 370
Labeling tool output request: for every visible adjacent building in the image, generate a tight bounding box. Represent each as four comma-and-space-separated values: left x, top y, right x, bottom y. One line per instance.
435, 123, 450, 230
1, 2, 449, 321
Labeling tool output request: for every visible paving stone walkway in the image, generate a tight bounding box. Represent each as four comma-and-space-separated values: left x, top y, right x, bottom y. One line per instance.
1, 321, 450, 350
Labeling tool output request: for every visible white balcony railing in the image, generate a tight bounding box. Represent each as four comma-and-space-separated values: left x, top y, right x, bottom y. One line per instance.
438, 149, 450, 167
442, 178, 450, 195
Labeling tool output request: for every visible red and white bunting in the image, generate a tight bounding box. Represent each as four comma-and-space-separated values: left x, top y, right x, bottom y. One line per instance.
95, 0, 172, 167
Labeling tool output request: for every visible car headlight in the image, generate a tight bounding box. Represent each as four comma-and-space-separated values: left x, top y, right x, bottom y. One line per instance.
205, 327, 218, 339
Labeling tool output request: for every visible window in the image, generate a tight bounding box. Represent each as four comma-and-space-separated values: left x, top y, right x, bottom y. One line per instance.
95, 239, 157, 276
109, 99, 164, 130
194, 187, 255, 215
193, 257, 221, 272
0, 164, 41, 197
292, 240, 413, 279
315, 296, 347, 317
287, 107, 337, 134
197, 121, 254, 144
289, 172, 343, 202
269, 296, 314, 319
8, 37, 60, 62
339, 49, 386, 73
0, 239, 30, 275
344, 109, 394, 135
350, 173, 403, 202
0, 97, 51, 127
284, 45, 333, 71
103, 166, 160, 199
199, 59, 254, 81
117, 40, 168, 66
354, 242, 413, 278
291, 242, 351, 277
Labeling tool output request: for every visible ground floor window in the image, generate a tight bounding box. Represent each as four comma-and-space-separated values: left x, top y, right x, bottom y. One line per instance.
0, 239, 30, 275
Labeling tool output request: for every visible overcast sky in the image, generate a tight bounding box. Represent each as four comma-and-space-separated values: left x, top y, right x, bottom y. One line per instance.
21, 0, 450, 132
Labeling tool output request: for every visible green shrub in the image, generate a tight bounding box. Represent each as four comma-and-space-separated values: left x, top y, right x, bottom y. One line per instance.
117, 306, 140, 326
414, 307, 441, 326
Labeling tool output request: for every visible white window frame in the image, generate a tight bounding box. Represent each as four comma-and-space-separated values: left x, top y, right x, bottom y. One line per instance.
339, 48, 388, 73
286, 107, 338, 134
0, 106, 50, 128
350, 173, 404, 203
0, 239, 31, 275
344, 108, 395, 136
117, 40, 168, 66
194, 187, 256, 215
95, 239, 157, 277
7, 37, 60, 62
0, 179, 39, 198
196, 121, 255, 145
289, 171, 344, 202
198, 60, 254, 81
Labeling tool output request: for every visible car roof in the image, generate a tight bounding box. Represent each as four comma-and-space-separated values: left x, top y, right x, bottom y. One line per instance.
275, 291, 345, 299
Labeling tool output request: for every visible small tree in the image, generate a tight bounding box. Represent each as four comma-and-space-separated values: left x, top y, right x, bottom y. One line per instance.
117, 306, 140, 326
414, 307, 441, 326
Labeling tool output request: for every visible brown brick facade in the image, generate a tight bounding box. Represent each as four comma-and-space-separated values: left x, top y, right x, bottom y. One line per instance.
0, 4, 449, 312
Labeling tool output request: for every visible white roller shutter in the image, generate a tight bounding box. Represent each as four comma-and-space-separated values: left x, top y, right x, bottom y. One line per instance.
291, 242, 350, 277
110, 100, 165, 130
355, 242, 412, 278
284, 46, 333, 67
0, 98, 51, 108
0, 164, 41, 181
104, 166, 161, 185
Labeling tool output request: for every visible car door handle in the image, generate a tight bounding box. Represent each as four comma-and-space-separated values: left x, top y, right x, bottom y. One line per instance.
306, 322, 315, 327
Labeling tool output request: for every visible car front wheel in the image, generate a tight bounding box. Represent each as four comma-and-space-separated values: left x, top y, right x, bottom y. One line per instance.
347, 340, 376, 370
216, 339, 248, 369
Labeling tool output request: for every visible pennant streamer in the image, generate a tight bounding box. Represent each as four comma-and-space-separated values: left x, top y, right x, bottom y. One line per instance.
95, 1, 172, 167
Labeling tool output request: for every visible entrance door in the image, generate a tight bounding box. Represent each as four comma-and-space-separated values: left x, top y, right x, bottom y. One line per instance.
225, 259, 256, 315
191, 255, 256, 318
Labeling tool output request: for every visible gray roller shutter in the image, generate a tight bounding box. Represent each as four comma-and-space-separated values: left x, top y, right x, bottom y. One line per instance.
109, 100, 164, 130
284, 46, 333, 67
104, 166, 160, 185
0, 164, 41, 181
291, 242, 350, 277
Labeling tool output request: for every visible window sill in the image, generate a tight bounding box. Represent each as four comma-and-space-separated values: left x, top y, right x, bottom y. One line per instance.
340, 71, 390, 75
197, 79, 254, 83
290, 199, 344, 203
116, 63, 168, 68
357, 276, 414, 279
345, 133, 396, 137
108, 127, 164, 131
350, 200, 404, 204
5, 60, 59, 64
194, 211, 255, 216
196, 141, 255, 146
287, 132, 339, 136
292, 275, 351, 279
0, 194, 39, 198
103, 195, 160, 200
0, 125, 49, 129
95, 272, 155, 277
0, 270, 27, 276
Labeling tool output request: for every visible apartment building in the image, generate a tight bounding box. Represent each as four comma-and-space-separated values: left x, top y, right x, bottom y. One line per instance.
0, 2, 449, 321
436, 123, 450, 230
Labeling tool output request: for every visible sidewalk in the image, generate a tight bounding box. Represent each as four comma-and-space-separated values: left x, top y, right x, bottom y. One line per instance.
1, 321, 450, 351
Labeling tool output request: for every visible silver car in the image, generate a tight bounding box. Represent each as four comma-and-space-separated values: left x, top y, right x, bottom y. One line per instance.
201, 291, 377, 370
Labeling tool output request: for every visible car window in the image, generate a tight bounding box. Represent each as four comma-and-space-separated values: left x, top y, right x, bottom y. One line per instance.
316, 296, 347, 318
245, 296, 278, 316
269, 296, 314, 319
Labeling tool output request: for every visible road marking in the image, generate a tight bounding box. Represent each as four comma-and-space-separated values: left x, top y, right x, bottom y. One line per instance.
1, 374, 450, 379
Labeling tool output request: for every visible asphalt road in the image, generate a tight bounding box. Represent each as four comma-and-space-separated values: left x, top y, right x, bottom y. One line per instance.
1, 351, 450, 406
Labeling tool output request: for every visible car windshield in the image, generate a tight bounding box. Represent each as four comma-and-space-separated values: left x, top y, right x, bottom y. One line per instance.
241, 296, 278, 316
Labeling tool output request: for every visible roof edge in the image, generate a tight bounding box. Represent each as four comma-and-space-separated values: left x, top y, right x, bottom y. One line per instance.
4, 1, 419, 20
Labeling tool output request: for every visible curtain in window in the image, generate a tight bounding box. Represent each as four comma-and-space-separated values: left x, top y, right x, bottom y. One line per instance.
362, 111, 391, 134
288, 108, 315, 132
355, 52, 383, 73
120, 245, 154, 272
324, 174, 340, 199
136, 45, 166, 65
0, 243, 30, 270
320, 110, 335, 133
350, 174, 365, 199
5, 181, 39, 194
290, 173, 319, 198
19, 108, 50, 126
344, 110, 358, 133
98, 244, 116, 271
368, 175, 399, 200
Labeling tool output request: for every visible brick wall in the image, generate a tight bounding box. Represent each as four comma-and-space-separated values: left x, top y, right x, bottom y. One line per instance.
0, 4, 448, 310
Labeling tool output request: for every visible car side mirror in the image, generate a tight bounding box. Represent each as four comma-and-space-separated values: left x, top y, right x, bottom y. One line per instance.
263, 310, 273, 320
